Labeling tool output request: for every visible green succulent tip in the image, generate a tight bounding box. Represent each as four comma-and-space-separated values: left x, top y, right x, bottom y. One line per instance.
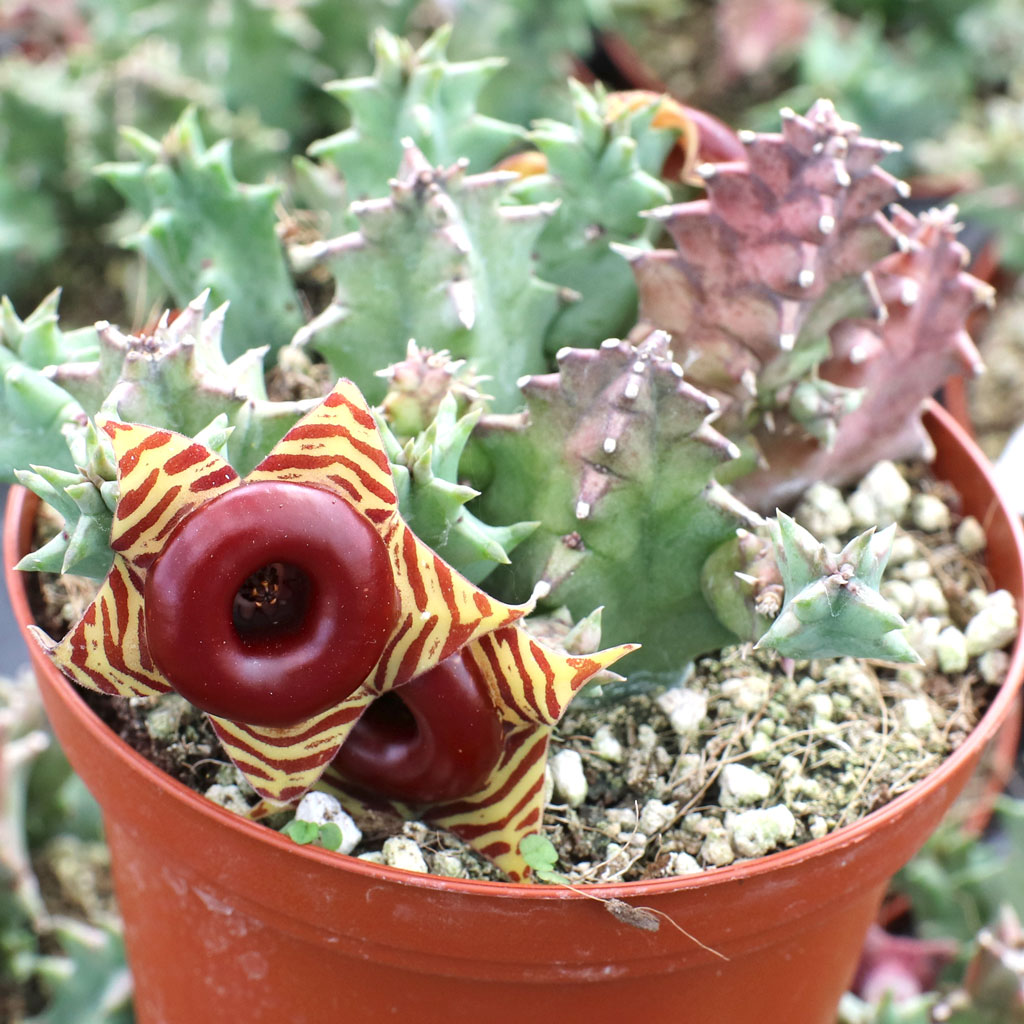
755, 512, 922, 663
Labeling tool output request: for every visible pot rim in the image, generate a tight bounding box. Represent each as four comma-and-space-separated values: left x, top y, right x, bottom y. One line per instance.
6, 400, 1023, 902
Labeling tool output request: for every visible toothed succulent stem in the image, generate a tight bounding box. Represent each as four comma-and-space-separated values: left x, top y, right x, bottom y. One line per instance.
477, 324, 919, 679
375, 393, 537, 584
734, 204, 991, 509
477, 327, 754, 683
15, 420, 119, 580
625, 101, 991, 511
97, 108, 303, 363
699, 525, 783, 644
756, 513, 919, 662
0, 290, 95, 480
48, 292, 316, 476
308, 26, 525, 202
504, 80, 680, 350
376, 339, 490, 440
289, 141, 562, 411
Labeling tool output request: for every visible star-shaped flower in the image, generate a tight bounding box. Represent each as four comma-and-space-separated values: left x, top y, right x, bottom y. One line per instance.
31, 379, 635, 879
324, 621, 634, 879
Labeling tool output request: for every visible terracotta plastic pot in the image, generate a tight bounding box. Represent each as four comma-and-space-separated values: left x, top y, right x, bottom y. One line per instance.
5, 401, 1023, 1024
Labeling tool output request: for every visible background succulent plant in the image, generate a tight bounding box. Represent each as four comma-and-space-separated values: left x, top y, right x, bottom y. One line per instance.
98, 111, 305, 363
622, 100, 992, 510
291, 140, 563, 412
1, 76, 990, 681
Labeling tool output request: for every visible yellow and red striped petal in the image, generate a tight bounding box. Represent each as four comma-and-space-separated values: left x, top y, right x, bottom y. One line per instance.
367, 523, 528, 694
426, 629, 636, 879
35, 422, 239, 699
100, 419, 241, 569
34, 558, 172, 698
325, 629, 637, 880
209, 692, 377, 806
466, 627, 637, 729
424, 723, 552, 881
246, 380, 398, 526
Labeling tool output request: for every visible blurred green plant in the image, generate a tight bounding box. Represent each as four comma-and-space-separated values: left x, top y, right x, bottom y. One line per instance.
916, 75, 1024, 271
839, 796, 1024, 1022
1, 669, 131, 1023
0, 0, 678, 321
895, 796, 1024, 944
765, 12, 972, 176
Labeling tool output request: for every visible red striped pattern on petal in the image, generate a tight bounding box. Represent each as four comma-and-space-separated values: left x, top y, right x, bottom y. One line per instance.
417, 631, 637, 879
319, 629, 638, 880
367, 533, 527, 695
249, 381, 532, 699
209, 692, 376, 805
246, 379, 398, 525
37, 558, 173, 698
425, 724, 551, 882
466, 628, 638, 728
100, 419, 240, 567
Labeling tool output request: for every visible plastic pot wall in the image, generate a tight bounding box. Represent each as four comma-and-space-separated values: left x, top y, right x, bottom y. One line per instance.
5, 401, 1023, 1024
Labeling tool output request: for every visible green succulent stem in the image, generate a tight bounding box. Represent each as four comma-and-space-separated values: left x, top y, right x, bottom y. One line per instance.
756, 513, 920, 663
375, 393, 537, 584
97, 108, 303, 363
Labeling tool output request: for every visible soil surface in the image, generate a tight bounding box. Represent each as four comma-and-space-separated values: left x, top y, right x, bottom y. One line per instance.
23, 456, 1018, 885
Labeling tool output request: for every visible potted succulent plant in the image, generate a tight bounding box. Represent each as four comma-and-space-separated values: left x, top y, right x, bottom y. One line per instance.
2, 28, 1022, 1024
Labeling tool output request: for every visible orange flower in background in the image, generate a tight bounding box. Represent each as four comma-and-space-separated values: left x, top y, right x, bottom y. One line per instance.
605, 90, 701, 183
495, 91, 705, 185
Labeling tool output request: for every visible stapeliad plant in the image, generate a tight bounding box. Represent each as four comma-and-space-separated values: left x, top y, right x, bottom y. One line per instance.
0, 27, 1013, 884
